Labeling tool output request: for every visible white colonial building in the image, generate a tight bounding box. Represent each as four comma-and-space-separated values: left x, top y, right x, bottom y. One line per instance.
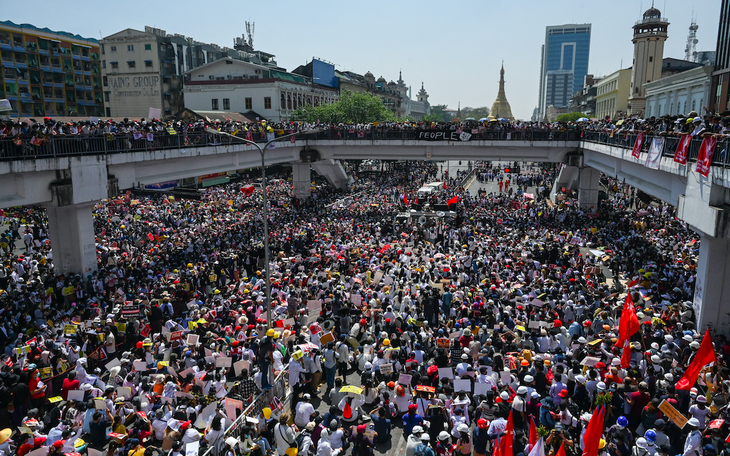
183, 57, 338, 121
645, 65, 713, 118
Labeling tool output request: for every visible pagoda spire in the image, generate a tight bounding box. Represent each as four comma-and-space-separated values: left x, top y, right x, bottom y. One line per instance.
490, 62, 514, 120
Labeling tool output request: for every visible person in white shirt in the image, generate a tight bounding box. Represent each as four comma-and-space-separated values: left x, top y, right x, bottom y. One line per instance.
295, 394, 316, 428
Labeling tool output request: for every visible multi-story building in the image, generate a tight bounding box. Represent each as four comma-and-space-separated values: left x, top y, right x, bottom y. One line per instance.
594, 69, 632, 120
709, 0, 730, 113
570, 74, 602, 118
645, 65, 713, 118
182, 57, 338, 122
0, 20, 103, 118
628, 7, 669, 116
537, 24, 592, 121
101, 26, 279, 118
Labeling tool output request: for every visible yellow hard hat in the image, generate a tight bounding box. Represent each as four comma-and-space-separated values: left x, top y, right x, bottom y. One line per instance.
263, 407, 272, 419
256, 271, 262, 276
599, 439, 606, 449
292, 350, 304, 360
214, 289, 221, 294
266, 329, 276, 337
187, 263, 193, 268
383, 339, 390, 346
286, 448, 298, 456
272, 332, 280, 339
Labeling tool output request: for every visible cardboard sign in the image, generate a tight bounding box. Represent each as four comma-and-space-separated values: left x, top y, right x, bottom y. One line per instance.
398, 373, 412, 386
186, 334, 199, 346
215, 357, 232, 368
121, 303, 140, 316
500, 370, 511, 386
658, 399, 688, 429
117, 387, 132, 399
67, 390, 85, 402
105, 358, 121, 372
94, 399, 107, 410
580, 357, 601, 367
318, 332, 336, 345
588, 339, 602, 346
438, 367, 454, 380
474, 383, 491, 396
169, 331, 183, 341
115, 323, 127, 332
454, 379, 472, 392
379, 363, 394, 375
224, 397, 244, 421
437, 338, 451, 348
133, 360, 147, 372
233, 359, 251, 377
64, 325, 77, 335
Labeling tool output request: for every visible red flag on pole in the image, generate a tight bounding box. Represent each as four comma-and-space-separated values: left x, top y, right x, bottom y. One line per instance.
674, 134, 691, 165
582, 405, 606, 456
403, 192, 408, 206
632, 133, 645, 159
447, 196, 458, 206
556, 442, 567, 456
528, 416, 538, 448
443, 181, 447, 189
501, 409, 514, 456
621, 340, 633, 369
677, 329, 717, 390
616, 293, 640, 347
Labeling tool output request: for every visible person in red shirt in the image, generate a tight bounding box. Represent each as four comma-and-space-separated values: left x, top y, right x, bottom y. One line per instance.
61, 371, 80, 400
627, 381, 652, 428
27, 366, 47, 411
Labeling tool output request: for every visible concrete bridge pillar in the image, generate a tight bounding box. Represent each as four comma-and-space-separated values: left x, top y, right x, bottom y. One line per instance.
292, 163, 311, 200
692, 234, 730, 333
578, 167, 600, 210
45, 202, 97, 275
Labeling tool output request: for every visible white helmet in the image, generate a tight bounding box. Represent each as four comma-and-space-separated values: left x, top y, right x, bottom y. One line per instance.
457, 423, 469, 433
438, 431, 450, 441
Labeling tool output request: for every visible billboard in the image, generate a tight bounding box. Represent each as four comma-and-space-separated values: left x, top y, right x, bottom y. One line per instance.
312, 59, 338, 88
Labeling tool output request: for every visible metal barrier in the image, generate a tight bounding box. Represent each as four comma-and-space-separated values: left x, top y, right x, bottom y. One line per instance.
582, 131, 730, 167
201, 365, 290, 456
0, 128, 581, 161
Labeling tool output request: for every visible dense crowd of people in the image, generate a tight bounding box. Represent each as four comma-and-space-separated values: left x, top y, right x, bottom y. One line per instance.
0, 142, 726, 456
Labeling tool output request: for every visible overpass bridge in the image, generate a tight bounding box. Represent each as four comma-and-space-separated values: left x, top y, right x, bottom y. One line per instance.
1, 129, 730, 332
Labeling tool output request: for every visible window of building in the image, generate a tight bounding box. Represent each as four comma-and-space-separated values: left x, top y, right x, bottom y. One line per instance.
103, 76, 108, 86
111, 62, 118, 69
264, 97, 271, 109
110, 46, 116, 52
649, 56, 653, 62
225, 60, 233, 64
101, 44, 105, 55
212, 99, 219, 110
127, 45, 134, 51
293, 94, 297, 110
127, 61, 135, 68
105, 92, 110, 102
683, 101, 686, 114
692, 99, 696, 112
287, 94, 292, 110
102, 60, 106, 69
245, 97, 252, 110
144, 60, 153, 68
145, 44, 151, 51
281, 93, 286, 109
223, 98, 230, 110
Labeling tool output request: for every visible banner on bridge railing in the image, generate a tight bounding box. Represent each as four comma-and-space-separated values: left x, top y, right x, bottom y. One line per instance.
644, 138, 665, 170
416, 131, 473, 142
696, 137, 718, 178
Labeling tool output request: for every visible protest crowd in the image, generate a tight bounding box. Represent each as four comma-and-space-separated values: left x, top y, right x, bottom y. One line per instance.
0, 108, 729, 456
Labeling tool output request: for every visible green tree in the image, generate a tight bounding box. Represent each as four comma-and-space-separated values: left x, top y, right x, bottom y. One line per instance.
424, 104, 451, 122
556, 112, 588, 122
460, 106, 490, 120
290, 90, 395, 124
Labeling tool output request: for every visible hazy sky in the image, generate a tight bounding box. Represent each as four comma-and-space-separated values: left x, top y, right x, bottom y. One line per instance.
3, 0, 722, 119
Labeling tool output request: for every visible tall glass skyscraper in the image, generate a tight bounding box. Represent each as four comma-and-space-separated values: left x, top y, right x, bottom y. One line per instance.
538, 24, 591, 120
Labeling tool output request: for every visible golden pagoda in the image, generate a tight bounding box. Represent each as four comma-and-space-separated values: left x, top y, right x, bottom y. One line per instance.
489, 62, 515, 121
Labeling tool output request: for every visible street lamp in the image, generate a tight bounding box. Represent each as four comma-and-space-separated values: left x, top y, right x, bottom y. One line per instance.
206, 127, 323, 328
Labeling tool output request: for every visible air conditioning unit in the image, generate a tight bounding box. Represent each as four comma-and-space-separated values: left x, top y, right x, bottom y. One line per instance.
255, 69, 260, 74
208, 75, 214, 80
227, 75, 232, 79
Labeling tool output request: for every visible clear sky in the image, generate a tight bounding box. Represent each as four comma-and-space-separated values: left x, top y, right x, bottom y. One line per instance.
3, 0, 722, 120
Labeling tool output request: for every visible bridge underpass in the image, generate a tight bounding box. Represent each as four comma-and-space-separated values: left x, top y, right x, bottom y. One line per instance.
2, 132, 730, 332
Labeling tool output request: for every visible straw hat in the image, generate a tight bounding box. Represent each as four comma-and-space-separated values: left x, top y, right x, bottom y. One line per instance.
0, 429, 11, 444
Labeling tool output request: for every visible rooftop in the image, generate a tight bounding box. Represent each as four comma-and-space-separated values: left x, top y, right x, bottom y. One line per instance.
0, 20, 99, 43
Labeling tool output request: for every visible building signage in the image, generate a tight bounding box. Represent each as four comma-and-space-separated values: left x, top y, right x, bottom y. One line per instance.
416, 131, 472, 142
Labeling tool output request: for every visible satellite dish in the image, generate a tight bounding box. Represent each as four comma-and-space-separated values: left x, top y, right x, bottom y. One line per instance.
437, 211, 445, 217
418, 216, 428, 225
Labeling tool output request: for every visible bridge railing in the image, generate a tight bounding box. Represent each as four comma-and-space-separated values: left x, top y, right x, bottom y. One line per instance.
582, 131, 730, 167
0, 128, 581, 161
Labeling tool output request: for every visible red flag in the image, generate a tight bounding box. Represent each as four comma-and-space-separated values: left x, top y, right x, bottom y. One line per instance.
501, 409, 514, 456
582, 405, 606, 456
447, 196, 458, 206
674, 134, 691, 165
403, 193, 408, 206
616, 293, 639, 347
528, 417, 538, 448
556, 442, 567, 456
621, 340, 633, 369
147, 233, 154, 241
415, 194, 419, 205
443, 181, 447, 189
696, 136, 718, 177
632, 133, 644, 158
343, 402, 353, 419
677, 329, 717, 390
